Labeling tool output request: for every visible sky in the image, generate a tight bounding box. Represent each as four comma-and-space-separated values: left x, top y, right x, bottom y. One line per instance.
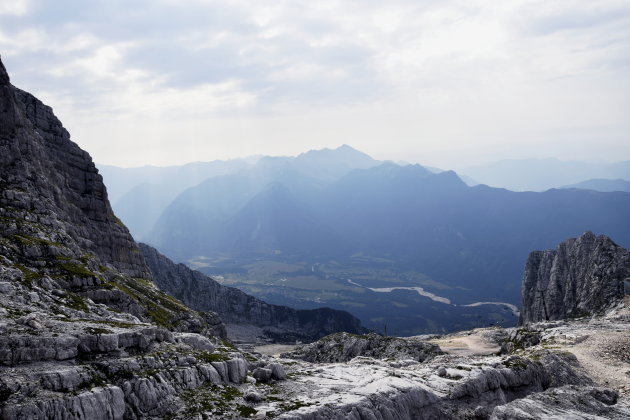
1, 0, 629, 169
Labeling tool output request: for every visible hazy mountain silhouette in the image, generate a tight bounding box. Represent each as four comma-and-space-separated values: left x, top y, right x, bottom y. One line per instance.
112, 183, 179, 239
104, 145, 379, 240
146, 161, 630, 303
459, 158, 630, 191
98, 159, 255, 204
147, 158, 347, 259
561, 178, 630, 193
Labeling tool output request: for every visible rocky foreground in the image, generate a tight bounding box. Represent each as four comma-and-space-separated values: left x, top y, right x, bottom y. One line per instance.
232, 305, 629, 419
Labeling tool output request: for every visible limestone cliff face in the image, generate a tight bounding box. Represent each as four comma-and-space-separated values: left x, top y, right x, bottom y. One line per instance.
0, 55, 269, 419
0, 56, 146, 278
140, 243, 366, 341
0, 54, 227, 335
520, 231, 630, 324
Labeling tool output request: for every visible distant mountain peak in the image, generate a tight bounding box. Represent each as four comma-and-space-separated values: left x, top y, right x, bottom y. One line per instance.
336, 144, 359, 152
298, 144, 374, 160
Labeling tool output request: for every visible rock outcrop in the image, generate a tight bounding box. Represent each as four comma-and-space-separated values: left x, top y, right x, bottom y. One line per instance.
140, 243, 366, 342
283, 332, 443, 363
520, 231, 630, 324
491, 385, 629, 419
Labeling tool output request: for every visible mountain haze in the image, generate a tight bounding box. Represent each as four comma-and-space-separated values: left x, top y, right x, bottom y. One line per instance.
103, 145, 379, 240
142, 156, 630, 333
459, 158, 630, 192
561, 178, 630, 193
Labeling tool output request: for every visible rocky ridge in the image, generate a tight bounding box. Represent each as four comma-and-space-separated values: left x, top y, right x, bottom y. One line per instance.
0, 55, 288, 419
520, 231, 630, 324
140, 243, 365, 342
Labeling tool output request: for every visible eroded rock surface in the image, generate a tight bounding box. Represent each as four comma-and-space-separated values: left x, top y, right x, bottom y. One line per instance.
283, 332, 443, 363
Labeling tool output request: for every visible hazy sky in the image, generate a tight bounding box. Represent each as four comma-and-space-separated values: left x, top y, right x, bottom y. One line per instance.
1, 0, 629, 169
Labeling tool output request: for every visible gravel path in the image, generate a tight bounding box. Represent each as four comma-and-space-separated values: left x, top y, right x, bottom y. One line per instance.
254, 344, 299, 357
562, 329, 630, 396
430, 328, 501, 356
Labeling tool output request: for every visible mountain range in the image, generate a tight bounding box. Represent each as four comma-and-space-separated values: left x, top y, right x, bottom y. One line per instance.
562, 178, 630, 193
126, 153, 628, 334
96, 145, 630, 334
149, 159, 630, 291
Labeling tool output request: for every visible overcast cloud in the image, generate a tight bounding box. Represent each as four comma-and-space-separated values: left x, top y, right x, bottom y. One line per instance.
1, 0, 629, 168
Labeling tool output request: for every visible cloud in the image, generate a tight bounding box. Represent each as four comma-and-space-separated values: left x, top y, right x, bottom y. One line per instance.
0, 0, 30, 16
0, 0, 628, 167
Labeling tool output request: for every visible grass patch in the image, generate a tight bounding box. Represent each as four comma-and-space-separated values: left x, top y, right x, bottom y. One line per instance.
237, 405, 257, 417
13, 263, 42, 286
85, 327, 114, 335
11, 234, 61, 247
196, 351, 231, 363
59, 262, 97, 278
147, 305, 172, 328
266, 399, 315, 417
180, 384, 243, 418
114, 216, 126, 228
502, 357, 529, 370
65, 293, 89, 312
79, 253, 96, 265
220, 339, 237, 350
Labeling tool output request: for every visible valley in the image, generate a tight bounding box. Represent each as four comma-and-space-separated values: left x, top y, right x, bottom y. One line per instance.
191, 254, 519, 336
103, 152, 630, 335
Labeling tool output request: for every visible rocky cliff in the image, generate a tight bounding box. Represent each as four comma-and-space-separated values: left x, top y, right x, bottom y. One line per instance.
0, 58, 146, 278
0, 55, 275, 418
520, 231, 630, 324
0, 54, 225, 335
140, 243, 366, 342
